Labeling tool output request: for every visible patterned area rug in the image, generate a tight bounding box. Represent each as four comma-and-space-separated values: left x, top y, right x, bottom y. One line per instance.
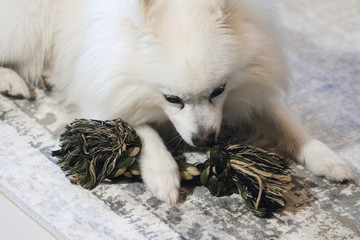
1, 1, 359, 239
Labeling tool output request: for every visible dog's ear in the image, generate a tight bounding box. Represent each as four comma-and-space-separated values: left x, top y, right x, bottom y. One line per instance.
208, 0, 226, 14
207, 0, 232, 23
140, 0, 154, 16
139, 0, 164, 23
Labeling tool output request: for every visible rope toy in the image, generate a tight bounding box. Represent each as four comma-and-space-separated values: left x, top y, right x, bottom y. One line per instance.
52, 118, 291, 217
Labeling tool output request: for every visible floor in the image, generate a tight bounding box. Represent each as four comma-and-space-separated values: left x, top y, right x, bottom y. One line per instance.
0, 192, 57, 240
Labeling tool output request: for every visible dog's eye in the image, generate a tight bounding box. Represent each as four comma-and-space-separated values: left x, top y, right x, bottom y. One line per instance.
164, 94, 183, 105
210, 84, 226, 99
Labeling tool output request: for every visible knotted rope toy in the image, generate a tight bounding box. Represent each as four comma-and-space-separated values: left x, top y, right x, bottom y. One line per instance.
52, 118, 292, 217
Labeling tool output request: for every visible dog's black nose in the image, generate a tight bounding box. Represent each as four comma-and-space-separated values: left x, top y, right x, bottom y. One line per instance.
192, 131, 216, 147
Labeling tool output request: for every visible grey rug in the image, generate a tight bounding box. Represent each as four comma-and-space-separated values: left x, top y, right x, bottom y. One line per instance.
1, 1, 360, 239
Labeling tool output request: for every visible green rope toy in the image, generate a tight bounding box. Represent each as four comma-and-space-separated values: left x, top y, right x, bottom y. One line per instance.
52, 118, 291, 217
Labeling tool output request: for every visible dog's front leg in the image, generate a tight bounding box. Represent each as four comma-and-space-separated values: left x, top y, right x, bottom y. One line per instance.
250, 99, 356, 182
135, 124, 180, 204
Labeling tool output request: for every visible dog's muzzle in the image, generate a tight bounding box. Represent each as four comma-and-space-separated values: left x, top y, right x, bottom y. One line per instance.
191, 131, 216, 147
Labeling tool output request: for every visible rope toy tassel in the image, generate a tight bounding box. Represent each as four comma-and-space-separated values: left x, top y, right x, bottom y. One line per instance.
52, 118, 291, 217
52, 119, 142, 189
205, 145, 292, 217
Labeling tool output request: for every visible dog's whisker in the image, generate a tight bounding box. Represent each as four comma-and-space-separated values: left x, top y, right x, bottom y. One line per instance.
166, 134, 182, 145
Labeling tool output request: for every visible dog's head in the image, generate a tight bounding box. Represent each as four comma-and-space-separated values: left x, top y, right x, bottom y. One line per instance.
137, 0, 287, 147
138, 0, 238, 147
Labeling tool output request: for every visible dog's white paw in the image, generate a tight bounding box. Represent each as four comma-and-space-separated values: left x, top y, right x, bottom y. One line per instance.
0, 68, 30, 99
297, 139, 353, 182
141, 151, 181, 205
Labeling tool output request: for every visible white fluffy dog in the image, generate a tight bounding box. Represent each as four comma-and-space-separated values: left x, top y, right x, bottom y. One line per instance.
0, 0, 354, 204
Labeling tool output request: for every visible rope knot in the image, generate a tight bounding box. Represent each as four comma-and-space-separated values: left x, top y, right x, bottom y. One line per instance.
199, 145, 232, 196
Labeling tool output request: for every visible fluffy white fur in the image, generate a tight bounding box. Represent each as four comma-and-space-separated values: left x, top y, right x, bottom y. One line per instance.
0, 0, 355, 204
